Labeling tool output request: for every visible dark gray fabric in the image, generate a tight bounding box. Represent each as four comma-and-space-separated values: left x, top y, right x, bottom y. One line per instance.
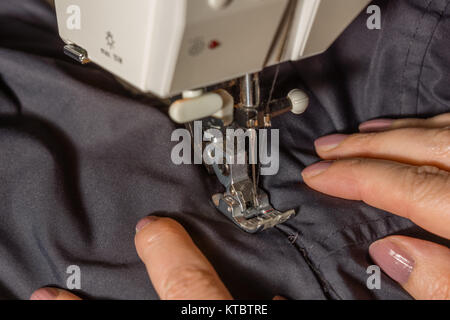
0, 0, 448, 300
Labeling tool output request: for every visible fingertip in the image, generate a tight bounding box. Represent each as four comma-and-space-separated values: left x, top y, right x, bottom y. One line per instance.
301, 159, 363, 200
134, 217, 188, 260
133, 217, 232, 300
136, 216, 160, 233
302, 161, 334, 179
135, 217, 184, 239
369, 237, 415, 285
30, 287, 82, 300
30, 287, 59, 300
314, 134, 349, 152
370, 236, 450, 300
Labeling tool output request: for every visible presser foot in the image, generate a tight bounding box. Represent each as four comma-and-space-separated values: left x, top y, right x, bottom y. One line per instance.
212, 189, 296, 234
174, 72, 307, 233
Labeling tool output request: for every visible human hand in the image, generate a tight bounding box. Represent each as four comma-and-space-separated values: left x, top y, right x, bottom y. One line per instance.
302, 113, 450, 300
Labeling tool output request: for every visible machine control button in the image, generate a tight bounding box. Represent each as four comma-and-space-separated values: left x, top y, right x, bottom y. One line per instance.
288, 89, 309, 115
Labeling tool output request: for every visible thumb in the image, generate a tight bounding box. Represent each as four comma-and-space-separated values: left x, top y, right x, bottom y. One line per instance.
30, 287, 82, 300
369, 236, 450, 300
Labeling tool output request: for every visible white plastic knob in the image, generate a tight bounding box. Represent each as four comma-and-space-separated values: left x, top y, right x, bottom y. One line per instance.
169, 92, 223, 124
288, 89, 309, 115
182, 89, 204, 99
208, 0, 232, 10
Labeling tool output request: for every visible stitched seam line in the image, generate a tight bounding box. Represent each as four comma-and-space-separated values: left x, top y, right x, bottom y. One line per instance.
306, 215, 397, 251
315, 240, 373, 270
276, 214, 407, 299
275, 226, 343, 300
313, 217, 410, 269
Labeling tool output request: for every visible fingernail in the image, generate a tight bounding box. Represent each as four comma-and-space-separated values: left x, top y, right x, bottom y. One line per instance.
315, 134, 348, 152
136, 216, 159, 233
30, 287, 59, 300
359, 119, 394, 132
369, 240, 415, 285
302, 161, 333, 178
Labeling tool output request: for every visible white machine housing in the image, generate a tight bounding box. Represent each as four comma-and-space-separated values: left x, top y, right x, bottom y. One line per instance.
55, 0, 370, 98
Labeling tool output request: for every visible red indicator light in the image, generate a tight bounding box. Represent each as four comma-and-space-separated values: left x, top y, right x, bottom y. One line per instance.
208, 40, 221, 49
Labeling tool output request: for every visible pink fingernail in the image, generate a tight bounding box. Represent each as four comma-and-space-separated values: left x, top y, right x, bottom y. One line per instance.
136, 216, 159, 233
314, 134, 348, 152
302, 161, 334, 178
30, 287, 59, 300
359, 119, 394, 132
369, 240, 415, 285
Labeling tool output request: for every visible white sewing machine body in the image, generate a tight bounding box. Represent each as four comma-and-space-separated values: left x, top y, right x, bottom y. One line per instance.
55, 0, 370, 98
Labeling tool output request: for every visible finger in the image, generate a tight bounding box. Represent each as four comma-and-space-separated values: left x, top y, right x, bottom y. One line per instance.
370, 236, 450, 300
135, 217, 232, 300
302, 159, 450, 238
30, 287, 82, 300
315, 127, 450, 171
359, 113, 450, 132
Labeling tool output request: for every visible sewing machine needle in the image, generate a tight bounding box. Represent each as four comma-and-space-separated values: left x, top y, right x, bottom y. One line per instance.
249, 128, 259, 206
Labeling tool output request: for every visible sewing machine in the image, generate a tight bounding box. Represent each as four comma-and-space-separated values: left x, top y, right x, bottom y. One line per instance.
54, 0, 371, 233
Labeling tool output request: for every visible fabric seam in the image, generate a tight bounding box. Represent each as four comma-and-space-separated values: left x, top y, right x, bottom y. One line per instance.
305, 215, 398, 252
275, 226, 343, 300
277, 214, 405, 300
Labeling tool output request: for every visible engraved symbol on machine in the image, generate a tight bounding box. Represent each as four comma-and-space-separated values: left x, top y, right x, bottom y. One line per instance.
100, 31, 123, 64
106, 31, 115, 50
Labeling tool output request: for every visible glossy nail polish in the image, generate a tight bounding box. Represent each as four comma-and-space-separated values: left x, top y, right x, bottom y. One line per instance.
369, 240, 415, 285
302, 161, 334, 178
136, 216, 159, 233
314, 134, 348, 152
359, 119, 394, 132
